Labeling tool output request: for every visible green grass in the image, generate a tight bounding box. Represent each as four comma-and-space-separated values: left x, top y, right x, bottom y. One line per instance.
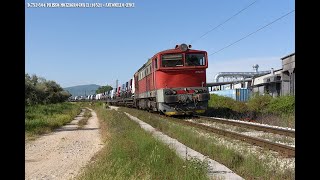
121, 107, 294, 180
78, 108, 92, 128
104, 103, 110, 109
207, 94, 295, 128
208, 94, 248, 113
25, 102, 82, 138
78, 104, 209, 180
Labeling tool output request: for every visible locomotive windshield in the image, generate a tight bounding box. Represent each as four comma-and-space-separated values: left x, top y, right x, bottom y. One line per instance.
161, 54, 183, 67
185, 54, 206, 66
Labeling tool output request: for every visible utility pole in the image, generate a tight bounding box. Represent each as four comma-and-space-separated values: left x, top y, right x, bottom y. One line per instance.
116, 79, 118, 92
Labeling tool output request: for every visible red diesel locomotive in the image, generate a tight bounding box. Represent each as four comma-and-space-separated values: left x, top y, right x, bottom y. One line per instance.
107, 43, 210, 115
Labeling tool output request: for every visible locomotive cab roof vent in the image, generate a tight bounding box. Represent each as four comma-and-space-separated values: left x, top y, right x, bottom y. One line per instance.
175, 43, 192, 51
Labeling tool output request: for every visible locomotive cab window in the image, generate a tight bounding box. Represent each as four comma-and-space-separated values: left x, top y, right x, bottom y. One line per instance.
154, 58, 158, 69
185, 54, 206, 66
161, 54, 183, 67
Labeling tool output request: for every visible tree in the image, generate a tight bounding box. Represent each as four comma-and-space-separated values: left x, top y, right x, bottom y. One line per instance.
96, 85, 113, 94
25, 73, 71, 105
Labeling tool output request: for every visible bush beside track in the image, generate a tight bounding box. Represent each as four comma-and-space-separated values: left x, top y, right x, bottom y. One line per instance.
206, 94, 295, 128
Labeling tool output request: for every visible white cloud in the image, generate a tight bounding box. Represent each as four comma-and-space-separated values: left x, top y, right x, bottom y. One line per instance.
206, 56, 282, 82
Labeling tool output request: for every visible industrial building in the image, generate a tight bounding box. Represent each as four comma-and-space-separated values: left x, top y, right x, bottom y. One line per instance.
207, 53, 295, 101
251, 53, 295, 97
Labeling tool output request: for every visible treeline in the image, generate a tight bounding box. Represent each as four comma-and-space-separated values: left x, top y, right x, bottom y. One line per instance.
95, 85, 113, 94
25, 74, 71, 105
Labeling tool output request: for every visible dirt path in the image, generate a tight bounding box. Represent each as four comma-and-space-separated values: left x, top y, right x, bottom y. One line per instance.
25, 108, 104, 180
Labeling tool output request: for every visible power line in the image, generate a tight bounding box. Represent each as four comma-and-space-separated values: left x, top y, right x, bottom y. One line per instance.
209, 10, 295, 56
189, 0, 258, 44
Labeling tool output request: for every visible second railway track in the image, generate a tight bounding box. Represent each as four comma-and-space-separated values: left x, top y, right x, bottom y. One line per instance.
198, 116, 295, 138
176, 119, 295, 157
111, 106, 295, 157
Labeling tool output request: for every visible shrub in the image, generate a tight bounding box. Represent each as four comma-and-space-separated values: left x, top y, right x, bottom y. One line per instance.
247, 94, 273, 113
267, 95, 295, 115
207, 94, 295, 127
209, 94, 248, 113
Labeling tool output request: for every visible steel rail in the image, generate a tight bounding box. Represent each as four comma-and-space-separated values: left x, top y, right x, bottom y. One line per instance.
176, 119, 295, 157
198, 116, 295, 138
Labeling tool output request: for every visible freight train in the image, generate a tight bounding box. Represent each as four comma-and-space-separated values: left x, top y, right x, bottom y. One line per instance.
106, 43, 210, 116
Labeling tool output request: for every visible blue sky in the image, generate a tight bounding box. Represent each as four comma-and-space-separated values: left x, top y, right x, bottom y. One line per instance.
26, 0, 295, 88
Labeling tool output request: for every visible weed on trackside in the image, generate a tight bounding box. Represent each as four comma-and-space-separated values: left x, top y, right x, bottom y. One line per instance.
78, 104, 209, 180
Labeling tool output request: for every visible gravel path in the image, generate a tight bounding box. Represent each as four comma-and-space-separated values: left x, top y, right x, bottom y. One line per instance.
25, 108, 104, 180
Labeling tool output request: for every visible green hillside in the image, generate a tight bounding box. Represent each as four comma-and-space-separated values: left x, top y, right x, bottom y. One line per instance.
63, 84, 100, 97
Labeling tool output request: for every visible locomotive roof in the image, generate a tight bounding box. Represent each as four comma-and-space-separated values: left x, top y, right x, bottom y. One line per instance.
136, 48, 206, 73
155, 48, 206, 56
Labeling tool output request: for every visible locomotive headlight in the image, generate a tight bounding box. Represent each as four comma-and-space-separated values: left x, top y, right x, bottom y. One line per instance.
194, 89, 199, 93
180, 43, 188, 51
172, 90, 177, 95
165, 90, 173, 95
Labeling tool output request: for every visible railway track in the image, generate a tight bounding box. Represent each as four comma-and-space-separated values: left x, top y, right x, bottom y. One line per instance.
174, 119, 295, 157
107, 105, 295, 157
197, 116, 295, 138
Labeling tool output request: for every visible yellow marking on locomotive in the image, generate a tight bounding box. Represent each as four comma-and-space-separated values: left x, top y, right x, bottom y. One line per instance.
164, 111, 194, 116
164, 112, 178, 116
195, 110, 205, 114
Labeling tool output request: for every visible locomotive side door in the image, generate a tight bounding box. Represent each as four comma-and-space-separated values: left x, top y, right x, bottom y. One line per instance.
146, 68, 148, 93
134, 74, 139, 96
